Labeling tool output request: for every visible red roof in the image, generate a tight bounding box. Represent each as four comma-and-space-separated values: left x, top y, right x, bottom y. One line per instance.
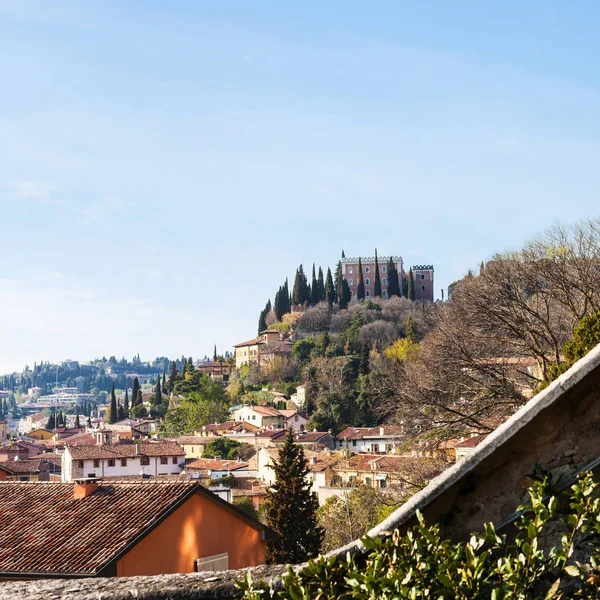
454, 434, 488, 449
0, 480, 267, 576
337, 426, 404, 441
65, 441, 184, 460
185, 458, 248, 471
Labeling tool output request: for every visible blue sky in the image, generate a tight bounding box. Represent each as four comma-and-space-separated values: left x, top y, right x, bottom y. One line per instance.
1, 1, 600, 373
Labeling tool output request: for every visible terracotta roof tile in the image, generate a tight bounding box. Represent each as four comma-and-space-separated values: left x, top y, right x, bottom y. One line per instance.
454, 434, 488, 449
185, 459, 248, 471
66, 441, 184, 460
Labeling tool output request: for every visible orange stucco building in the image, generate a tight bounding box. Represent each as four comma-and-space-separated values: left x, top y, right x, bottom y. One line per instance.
0, 479, 269, 579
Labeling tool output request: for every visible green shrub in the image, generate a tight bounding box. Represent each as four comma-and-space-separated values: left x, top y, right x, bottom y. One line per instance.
238, 472, 600, 599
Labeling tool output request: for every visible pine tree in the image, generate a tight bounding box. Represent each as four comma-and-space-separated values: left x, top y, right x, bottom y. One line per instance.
168, 362, 177, 393
374, 249, 382, 297
132, 376, 141, 408
357, 257, 365, 300
387, 259, 401, 297
264, 429, 323, 563
317, 267, 325, 301
310, 264, 319, 305
339, 279, 351, 309
109, 381, 118, 424
325, 268, 335, 307
407, 267, 415, 301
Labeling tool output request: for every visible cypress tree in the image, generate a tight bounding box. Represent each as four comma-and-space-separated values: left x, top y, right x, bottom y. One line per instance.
124, 388, 130, 416
405, 316, 417, 343
341, 249, 345, 258
325, 268, 335, 307
117, 403, 125, 421
259, 305, 269, 333
168, 362, 178, 392
75, 409, 80, 428
357, 257, 365, 300
264, 429, 323, 564
334, 260, 342, 304
374, 249, 382, 297
292, 268, 301, 305
137, 389, 143, 409
213, 344, 217, 361
339, 279, 351, 309
162, 371, 167, 394
317, 267, 325, 301
387, 259, 400, 297
153, 377, 162, 406
310, 264, 319, 305
132, 377, 140, 408
87, 415, 92, 428
109, 382, 117, 424
407, 267, 415, 301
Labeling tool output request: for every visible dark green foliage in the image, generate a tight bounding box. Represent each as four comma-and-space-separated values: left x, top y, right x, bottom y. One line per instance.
339, 279, 351, 309
233, 497, 258, 520
203, 437, 242, 460
152, 377, 162, 406
293, 265, 310, 305
373, 249, 382, 297
324, 268, 335, 307
387, 258, 401, 297
45, 412, 56, 429
264, 429, 323, 564
359, 342, 371, 375
239, 471, 600, 599
405, 316, 417, 343
75, 410, 80, 428
341, 249, 345, 258
213, 344, 217, 361
334, 261, 343, 304
109, 381, 117, 424
117, 403, 125, 421
292, 339, 316, 362
162, 371, 167, 395
407, 266, 415, 300
131, 376, 140, 408
356, 257, 365, 300
167, 362, 178, 394
123, 389, 129, 416
317, 267, 325, 302
310, 264, 319, 305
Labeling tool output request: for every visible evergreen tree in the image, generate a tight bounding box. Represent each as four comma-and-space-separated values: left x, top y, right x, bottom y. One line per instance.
341, 249, 345, 258
334, 260, 342, 303
124, 389, 130, 416
132, 376, 141, 408
46, 412, 56, 430
117, 403, 125, 421
75, 410, 80, 428
213, 344, 217, 361
373, 249, 382, 298
161, 371, 167, 395
168, 362, 178, 393
356, 257, 365, 300
405, 316, 417, 343
387, 259, 401, 297
87, 415, 92, 428
283, 279, 289, 313
407, 267, 415, 301
310, 264, 319, 305
325, 268, 335, 307
109, 381, 118, 424
339, 279, 351, 310
317, 267, 325, 301
359, 342, 371, 376
137, 389, 143, 409
152, 377, 162, 406
259, 304, 269, 333
264, 429, 323, 563
293, 265, 310, 305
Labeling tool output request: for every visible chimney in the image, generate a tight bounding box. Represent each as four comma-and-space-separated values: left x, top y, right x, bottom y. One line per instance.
379, 426, 385, 436
74, 479, 99, 499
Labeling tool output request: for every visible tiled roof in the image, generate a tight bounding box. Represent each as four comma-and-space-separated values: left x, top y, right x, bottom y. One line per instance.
0, 459, 46, 475
255, 430, 287, 441
295, 431, 330, 443
337, 426, 404, 441
60, 432, 96, 446
0, 480, 202, 575
278, 410, 307, 419
233, 337, 262, 348
66, 441, 184, 460
306, 451, 340, 472
168, 436, 212, 445
185, 459, 248, 471
249, 405, 282, 417
454, 434, 488, 449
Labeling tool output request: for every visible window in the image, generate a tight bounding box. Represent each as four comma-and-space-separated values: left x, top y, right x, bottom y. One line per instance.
352, 440, 357, 447
382, 265, 386, 273
93, 460, 100, 468
383, 289, 388, 298
140, 456, 150, 466
348, 279, 353, 285
422, 285, 425, 291
365, 477, 372, 487
348, 267, 353, 274
365, 278, 370, 285
77, 460, 84, 469
365, 266, 370, 273
121, 458, 127, 467
172, 457, 178, 464
160, 456, 168, 465
382, 277, 387, 285
421, 274, 425, 280
366, 290, 371, 297
252, 415, 256, 420
195, 552, 228, 572
107, 459, 115, 467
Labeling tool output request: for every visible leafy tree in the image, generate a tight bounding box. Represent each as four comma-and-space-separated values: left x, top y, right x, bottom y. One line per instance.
356, 258, 365, 300
407, 267, 415, 300
203, 438, 242, 460
317, 266, 325, 301
374, 249, 382, 297
325, 268, 335, 307
310, 264, 319, 305
263, 429, 323, 564
339, 279, 351, 310
130, 403, 148, 418
109, 381, 117, 424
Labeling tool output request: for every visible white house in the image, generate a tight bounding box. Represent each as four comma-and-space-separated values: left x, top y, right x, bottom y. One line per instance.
61, 432, 185, 481
231, 405, 284, 429
336, 426, 404, 454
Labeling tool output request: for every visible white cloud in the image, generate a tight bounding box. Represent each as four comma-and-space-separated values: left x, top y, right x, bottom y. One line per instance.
6, 179, 60, 204
79, 197, 129, 225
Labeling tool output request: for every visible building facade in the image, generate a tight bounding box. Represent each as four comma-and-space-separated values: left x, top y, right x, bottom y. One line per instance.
341, 256, 403, 300
411, 265, 435, 302
233, 330, 293, 369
